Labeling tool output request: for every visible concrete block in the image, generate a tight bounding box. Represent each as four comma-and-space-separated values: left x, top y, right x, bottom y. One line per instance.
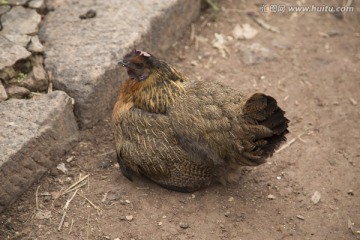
0, 91, 78, 212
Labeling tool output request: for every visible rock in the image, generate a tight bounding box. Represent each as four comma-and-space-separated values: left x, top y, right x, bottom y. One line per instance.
40, 0, 202, 128
28, 36, 44, 53
232, 23, 258, 40
5, 85, 31, 99
347, 189, 354, 196
327, 30, 341, 37
267, 194, 276, 200
22, 66, 48, 92
0, 36, 31, 70
0, 67, 17, 82
0, 5, 11, 15
3, 34, 31, 48
239, 43, 278, 65
311, 191, 321, 204
32, 65, 48, 88
1, 6, 41, 35
0, 82, 8, 102
296, 215, 305, 220
28, 0, 45, 9
79, 9, 96, 19
104, 191, 121, 203
0, 91, 78, 213
125, 215, 133, 221
212, 33, 228, 58
179, 222, 189, 229
349, 98, 357, 106
30, 54, 44, 67
56, 163, 68, 174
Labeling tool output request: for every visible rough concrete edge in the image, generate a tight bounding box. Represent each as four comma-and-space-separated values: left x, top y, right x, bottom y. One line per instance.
0, 91, 79, 212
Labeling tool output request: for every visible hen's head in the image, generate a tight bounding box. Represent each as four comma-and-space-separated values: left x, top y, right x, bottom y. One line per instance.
119, 49, 184, 82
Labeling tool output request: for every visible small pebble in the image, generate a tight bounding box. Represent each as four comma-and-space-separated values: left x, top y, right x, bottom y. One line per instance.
179, 222, 189, 229
267, 194, 276, 200
327, 30, 341, 37
79, 9, 96, 19
228, 197, 234, 202
224, 211, 230, 217
158, 222, 163, 226
66, 156, 74, 162
347, 190, 354, 196
349, 98, 357, 106
125, 215, 133, 221
311, 191, 321, 204
296, 215, 305, 220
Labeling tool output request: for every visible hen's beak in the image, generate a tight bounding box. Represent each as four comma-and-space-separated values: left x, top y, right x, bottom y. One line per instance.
118, 60, 128, 67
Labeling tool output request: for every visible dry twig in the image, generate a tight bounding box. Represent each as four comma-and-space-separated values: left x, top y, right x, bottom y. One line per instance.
35, 185, 40, 210
276, 130, 314, 154
61, 174, 89, 196
276, 117, 346, 154
47, 71, 53, 93
78, 193, 100, 211
63, 181, 88, 195
69, 218, 74, 234
190, 23, 195, 42
248, 12, 280, 33
58, 189, 79, 231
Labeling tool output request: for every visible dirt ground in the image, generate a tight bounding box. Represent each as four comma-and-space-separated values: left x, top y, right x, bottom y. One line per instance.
1, 0, 360, 239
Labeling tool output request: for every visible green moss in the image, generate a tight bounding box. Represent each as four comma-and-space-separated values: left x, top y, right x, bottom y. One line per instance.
14, 72, 27, 84
0, 0, 9, 5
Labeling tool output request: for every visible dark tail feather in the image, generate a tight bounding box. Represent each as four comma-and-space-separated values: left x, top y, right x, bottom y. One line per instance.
244, 93, 289, 159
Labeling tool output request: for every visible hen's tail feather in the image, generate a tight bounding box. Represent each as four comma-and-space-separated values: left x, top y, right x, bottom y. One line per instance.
244, 93, 289, 160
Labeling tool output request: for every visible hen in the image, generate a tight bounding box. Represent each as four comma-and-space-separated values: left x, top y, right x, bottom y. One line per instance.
112, 49, 289, 192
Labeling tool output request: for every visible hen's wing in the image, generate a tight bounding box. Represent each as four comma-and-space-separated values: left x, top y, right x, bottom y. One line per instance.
115, 107, 214, 192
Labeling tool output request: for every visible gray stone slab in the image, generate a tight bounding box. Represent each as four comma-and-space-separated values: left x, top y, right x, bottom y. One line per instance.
1, 6, 41, 35
0, 36, 31, 70
0, 91, 78, 212
40, 0, 201, 128
0, 6, 41, 47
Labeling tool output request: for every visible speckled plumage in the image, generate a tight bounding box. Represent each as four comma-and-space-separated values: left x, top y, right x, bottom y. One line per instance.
112, 49, 289, 192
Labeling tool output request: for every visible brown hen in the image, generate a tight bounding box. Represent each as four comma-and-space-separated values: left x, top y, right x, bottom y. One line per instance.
112, 49, 289, 192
